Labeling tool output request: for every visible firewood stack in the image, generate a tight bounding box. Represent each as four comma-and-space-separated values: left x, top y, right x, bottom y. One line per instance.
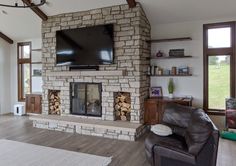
114, 92, 131, 121
49, 90, 61, 115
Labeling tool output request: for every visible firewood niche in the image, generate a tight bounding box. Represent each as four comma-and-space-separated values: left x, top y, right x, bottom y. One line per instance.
48, 90, 61, 115
114, 92, 131, 121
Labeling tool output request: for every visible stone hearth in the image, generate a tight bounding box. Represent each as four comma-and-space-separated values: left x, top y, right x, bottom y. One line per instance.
30, 115, 147, 141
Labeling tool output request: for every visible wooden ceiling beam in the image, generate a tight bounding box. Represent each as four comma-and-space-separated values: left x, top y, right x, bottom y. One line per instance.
0, 32, 14, 44
126, 0, 137, 8
22, 0, 48, 21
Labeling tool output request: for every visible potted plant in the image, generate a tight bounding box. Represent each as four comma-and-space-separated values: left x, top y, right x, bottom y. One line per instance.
168, 78, 175, 98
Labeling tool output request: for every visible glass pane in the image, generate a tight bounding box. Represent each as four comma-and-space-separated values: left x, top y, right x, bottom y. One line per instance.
208, 55, 230, 109
22, 64, 31, 98
208, 27, 231, 48
71, 83, 86, 114
19, 45, 30, 59
87, 84, 101, 116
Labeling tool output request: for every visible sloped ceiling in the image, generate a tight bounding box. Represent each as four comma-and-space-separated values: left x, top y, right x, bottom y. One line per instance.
1, 0, 236, 41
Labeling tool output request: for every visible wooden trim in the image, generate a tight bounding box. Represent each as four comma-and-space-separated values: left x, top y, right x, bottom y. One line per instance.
203, 22, 236, 111
147, 37, 192, 43
203, 24, 208, 110
18, 59, 31, 64
207, 111, 226, 116
0, 32, 13, 44
17, 42, 32, 101
126, 0, 136, 8
232, 23, 236, 98
22, 0, 48, 21
203, 21, 235, 29
206, 48, 233, 55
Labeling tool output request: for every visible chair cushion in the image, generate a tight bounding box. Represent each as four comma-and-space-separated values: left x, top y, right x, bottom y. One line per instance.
185, 109, 213, 155
163, 103, 195, 128
151, 124, 173, 136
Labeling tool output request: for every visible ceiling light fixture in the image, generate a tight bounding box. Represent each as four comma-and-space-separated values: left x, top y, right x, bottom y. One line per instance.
0, 0, 46, 8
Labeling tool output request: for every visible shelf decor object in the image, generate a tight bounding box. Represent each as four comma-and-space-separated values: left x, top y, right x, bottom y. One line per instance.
150, 87, 163, 97
169, 49, 185, 57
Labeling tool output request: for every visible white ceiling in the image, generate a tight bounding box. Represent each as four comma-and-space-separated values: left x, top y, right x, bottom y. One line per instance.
1, 0, 236, 41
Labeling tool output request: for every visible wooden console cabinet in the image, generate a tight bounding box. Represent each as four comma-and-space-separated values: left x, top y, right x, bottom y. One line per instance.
26, 94, 42, 114
144, 97, 192, 125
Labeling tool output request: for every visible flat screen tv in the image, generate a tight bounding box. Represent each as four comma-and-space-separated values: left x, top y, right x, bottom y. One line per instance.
56, 24, 114, 67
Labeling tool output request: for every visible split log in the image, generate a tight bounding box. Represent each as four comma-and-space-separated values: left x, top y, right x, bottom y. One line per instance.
121, 107, 128, 112
121, 115, 127, 121
115, 111, 120, 117
121, 103, 131, 109
115, 104, 121, 111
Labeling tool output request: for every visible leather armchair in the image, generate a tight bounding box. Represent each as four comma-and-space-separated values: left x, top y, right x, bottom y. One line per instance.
145, 103, 219, 166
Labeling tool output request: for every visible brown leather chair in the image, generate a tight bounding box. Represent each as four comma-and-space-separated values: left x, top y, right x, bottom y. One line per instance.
145, 103, 219, 166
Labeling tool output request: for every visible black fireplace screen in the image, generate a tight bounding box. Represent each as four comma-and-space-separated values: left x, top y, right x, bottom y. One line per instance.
70, 83, 102, 117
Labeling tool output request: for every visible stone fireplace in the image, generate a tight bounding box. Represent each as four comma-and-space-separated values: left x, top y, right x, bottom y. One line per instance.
41, 3, 151, 126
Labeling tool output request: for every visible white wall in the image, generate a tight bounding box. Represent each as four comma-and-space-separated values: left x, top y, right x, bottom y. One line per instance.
0, 39, 11, 114
10, 38, 42, 112
151, 17, 236, 108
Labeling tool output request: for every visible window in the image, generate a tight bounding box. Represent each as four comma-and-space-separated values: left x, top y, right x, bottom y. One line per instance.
17, 42, 32, 101
203, 22, 235, 113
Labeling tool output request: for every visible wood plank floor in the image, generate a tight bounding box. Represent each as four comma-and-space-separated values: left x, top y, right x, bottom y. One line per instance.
0, 115, 235, 166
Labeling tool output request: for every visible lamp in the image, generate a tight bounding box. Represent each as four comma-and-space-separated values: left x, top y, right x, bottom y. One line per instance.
0, 0, 46, 8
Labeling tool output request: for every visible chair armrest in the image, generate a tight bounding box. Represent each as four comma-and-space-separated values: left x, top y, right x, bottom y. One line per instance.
153, 145, 196, 165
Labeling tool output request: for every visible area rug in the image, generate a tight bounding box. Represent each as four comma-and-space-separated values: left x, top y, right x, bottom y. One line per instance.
0, 139, 112, 166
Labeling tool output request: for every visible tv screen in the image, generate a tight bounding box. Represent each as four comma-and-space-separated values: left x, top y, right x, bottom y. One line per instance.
56, 24, 114, 66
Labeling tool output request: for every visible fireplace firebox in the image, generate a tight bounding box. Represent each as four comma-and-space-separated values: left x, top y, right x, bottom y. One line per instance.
70, 83, 102, 117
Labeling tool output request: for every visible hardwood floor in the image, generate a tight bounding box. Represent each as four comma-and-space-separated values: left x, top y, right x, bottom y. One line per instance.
0, 115, 235, 166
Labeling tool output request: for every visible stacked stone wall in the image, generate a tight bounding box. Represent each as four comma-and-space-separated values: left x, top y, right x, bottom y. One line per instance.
42, 3, 151, 123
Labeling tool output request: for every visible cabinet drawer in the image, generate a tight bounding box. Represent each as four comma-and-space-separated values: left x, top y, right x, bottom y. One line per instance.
144, 100, 159, 125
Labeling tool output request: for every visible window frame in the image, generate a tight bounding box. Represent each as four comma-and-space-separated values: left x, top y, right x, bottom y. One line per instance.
17, 42, 32, 101
203, 22, 236, 114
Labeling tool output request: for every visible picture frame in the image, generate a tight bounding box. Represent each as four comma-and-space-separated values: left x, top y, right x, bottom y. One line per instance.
150, 87, 163, 97
33, 69, 42, 77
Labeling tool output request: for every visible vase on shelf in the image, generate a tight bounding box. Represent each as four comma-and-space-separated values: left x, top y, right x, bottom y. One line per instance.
168, 78, 175, 98
169, 93, 174, 99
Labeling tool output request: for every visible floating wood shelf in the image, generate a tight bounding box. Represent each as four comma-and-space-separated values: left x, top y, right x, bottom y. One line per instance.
32, 49, 42, 52
147, 37, 192, 43
148, 74, 192, 77
148, 56, 192, 60
31, 62, 42, 64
